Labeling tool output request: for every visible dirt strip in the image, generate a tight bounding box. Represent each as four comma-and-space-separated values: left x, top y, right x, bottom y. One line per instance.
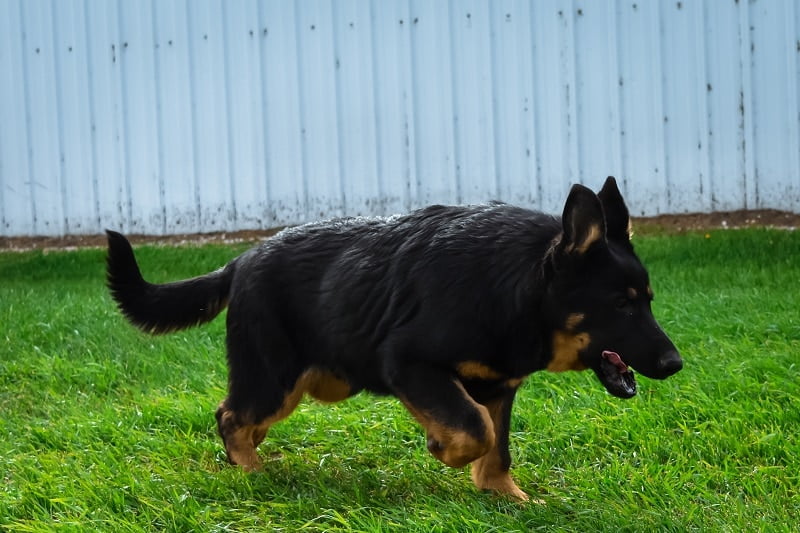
1, 209, 797, 252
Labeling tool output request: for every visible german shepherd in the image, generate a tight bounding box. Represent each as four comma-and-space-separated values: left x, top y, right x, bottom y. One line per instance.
106, 176, 682, 501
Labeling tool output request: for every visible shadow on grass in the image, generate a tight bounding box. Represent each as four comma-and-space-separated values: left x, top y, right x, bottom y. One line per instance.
203, 444, 564, 523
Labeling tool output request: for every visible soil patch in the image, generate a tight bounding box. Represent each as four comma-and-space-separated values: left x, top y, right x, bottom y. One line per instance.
634, 209, 799, 234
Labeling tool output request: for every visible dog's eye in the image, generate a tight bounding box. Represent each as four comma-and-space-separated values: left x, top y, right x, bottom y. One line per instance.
615, 297, 630, 309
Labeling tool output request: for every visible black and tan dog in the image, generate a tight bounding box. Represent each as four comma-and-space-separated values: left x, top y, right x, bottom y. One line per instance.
106, 177, 682, 501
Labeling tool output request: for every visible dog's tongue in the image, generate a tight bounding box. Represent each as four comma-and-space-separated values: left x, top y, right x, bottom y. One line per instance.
600, 350, 636, 398
602, 350, 629, 373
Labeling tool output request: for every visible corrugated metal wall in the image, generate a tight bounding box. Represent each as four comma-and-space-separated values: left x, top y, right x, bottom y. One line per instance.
1, 0, 799, 237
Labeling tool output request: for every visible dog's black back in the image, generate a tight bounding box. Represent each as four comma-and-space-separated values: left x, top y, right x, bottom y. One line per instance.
240, 203, 560, 394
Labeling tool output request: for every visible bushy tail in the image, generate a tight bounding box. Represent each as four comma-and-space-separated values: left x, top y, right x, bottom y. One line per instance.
106, 230, 235, 334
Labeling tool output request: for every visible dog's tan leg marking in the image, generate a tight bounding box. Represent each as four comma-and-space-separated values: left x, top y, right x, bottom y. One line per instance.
217, 377, 307, 471
401, 380, 495, 468
470, 398, 530, 502
216, 408, 262, 471
218, 367, 352, 470
224, 423, 265, 471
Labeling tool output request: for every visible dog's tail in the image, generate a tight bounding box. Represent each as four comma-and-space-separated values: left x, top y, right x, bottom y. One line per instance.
105, 230, 235, 334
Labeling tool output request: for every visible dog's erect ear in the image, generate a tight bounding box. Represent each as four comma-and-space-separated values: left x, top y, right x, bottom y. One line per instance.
561, 183, 606, 254
597, 176, 631, 242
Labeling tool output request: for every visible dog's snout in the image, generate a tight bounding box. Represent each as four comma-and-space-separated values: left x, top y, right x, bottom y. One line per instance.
657, 350, 683, 376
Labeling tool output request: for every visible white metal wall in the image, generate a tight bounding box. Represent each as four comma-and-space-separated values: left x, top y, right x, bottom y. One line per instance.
1, 0, 798, 236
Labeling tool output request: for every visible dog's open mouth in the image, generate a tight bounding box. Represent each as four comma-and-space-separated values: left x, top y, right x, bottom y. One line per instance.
598, 350, 637, 398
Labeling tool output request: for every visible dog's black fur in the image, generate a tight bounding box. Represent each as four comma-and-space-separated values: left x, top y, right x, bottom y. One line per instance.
106, 177, 682, 501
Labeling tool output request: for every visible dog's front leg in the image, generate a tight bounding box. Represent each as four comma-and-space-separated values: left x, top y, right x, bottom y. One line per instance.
388, 363, 495, 469
470, 387, 530, 502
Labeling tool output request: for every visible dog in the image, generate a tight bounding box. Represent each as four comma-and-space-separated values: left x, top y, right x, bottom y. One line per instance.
106, 176, 682, 501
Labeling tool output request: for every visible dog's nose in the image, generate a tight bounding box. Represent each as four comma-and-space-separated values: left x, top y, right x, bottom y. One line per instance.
657, 350, 683, 376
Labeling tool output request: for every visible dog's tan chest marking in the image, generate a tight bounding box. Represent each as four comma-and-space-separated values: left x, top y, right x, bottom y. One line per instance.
546, 313, 589, 372
457, 361, 524, 389
457, 361, 504, 381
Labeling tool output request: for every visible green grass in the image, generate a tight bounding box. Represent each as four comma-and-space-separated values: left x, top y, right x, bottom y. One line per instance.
1, 228, 799, 532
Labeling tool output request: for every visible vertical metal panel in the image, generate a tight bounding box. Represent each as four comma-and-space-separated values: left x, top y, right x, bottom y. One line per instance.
20, 0, 64, 234
704, 0, 746, 211
448, 0, 497, 205
86, 0, 127, 235
488, 1, 537, 207
0, 0, 33, 234
409, 0, 458, 207
221, 0, 268, 229
155, 0, 200, 234
659, 0, 711, 213
52, 0, 95, 234
1, 0, 799, 236
368, 0, 416, 214
750, 0, 800, 208
573, 1, 624, 201
189, 0, 235, 232
117, 0, 162, 233
296, 0, 344, 219
616, 1, 668, 215
332, 0, 381, 216
260, 1, 305, 225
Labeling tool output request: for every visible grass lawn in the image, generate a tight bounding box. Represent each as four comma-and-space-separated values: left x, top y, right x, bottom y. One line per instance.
1, 228, 799, 532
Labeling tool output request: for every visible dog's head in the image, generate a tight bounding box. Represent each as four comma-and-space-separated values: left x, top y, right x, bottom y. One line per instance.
544, 177, 682, 398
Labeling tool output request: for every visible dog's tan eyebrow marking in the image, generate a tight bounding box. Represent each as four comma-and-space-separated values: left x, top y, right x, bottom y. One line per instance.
564, 313, 585, 330
646, 285, 654, 298
627, 287, 637, 299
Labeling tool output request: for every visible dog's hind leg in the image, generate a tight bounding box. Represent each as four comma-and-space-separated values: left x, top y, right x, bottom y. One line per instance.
215, 308, 306, 471
216, 367, 353, 469
215, 382, 305, 471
